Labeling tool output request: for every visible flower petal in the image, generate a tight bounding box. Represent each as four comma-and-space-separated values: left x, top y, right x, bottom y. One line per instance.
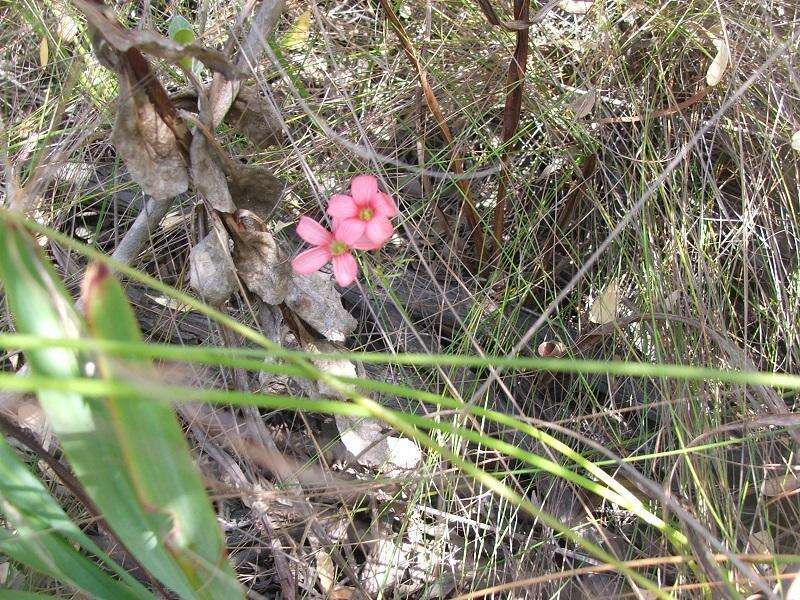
291, 246, 331, 274
296, 216, 332, 246
333, 218, 365, 246
331, 253, 358, 286
364, 216, 393, 246
351, 236, 382, 251
327, 194, 358, 219
373, 192, 398, 218
350, 174, 379, 203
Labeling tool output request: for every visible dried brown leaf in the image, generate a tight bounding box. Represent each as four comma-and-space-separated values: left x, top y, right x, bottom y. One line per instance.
762, 469, 800, 497
189, 230, 238, 305
228, 164, 285, 223
39, 37, 49, 67
748, 529, 774, 555
361, 526, 410, 596
232, 226, 290, 305
589, 278, 621, 324
538, 155, 570, 180
706, 37, 730, 87
74, 0, 241, 79
190, 135, 235, 212
570, 88, 596, 119
17, 401, 48, 439
112, 78, 189, 200
537, 340, 566, 358
316, 550, 336, 595
226, 86, 284, 149
53, 1, 79, 43
285, 272, 357, 341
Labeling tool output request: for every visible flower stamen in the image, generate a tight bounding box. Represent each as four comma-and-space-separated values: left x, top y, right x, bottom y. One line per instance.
330, 240, 348, 256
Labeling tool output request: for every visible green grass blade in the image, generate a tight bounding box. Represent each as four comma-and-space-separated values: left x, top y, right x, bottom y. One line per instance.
4, 210, 797, 391
347, 393, 673, 599
0, 438, 151, 600
0, 210, 764, 590
0, 216, 205, 598
1, 333, 797, 390
81, 263, 242, 599
0, 370, 669, 596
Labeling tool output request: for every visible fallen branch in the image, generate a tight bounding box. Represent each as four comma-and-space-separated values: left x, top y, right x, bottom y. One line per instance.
110, 197, 176, 264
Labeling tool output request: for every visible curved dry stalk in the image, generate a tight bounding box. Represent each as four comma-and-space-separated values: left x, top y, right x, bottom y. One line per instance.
492, 0, 530, 253
378, 0, 487, 264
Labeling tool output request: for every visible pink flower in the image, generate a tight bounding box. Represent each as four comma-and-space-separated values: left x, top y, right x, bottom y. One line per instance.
291, 217, 360, 286
327, 175, 398, 250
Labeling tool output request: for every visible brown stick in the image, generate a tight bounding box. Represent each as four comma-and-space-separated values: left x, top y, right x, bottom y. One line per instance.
453, 552, 786, 600
492, 0, 530, 254
0, 413, 101, 519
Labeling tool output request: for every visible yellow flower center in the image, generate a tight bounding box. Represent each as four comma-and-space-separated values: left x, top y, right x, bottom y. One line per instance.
358, 208, 374, 221
330, 240, 348, 256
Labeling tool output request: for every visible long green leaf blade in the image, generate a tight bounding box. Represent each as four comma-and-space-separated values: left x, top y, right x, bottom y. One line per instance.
0, 437, 150, 600
82, 263, 242, 599
0, 216, 198, 598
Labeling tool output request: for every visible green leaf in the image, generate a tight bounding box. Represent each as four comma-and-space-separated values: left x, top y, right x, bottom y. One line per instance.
0, 217, 199, 598
168, 15, 195, 45
0, 436, 151, 600
82, 263, 242, 598
168, 15, 195, 71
